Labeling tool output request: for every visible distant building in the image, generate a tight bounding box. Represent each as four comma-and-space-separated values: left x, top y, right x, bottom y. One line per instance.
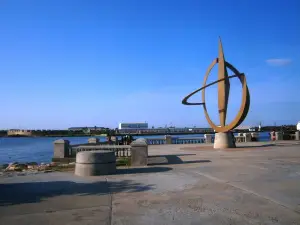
68, 127, 107, 131
249, 127, 256, 132
236, 125, 251, 130
118, 122, 148, 130
7, 129, 32, 136
116, 127, 214, 134
297, 122, 300, 131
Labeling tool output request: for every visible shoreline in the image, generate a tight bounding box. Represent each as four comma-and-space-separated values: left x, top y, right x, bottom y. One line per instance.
1, 130, 271, 138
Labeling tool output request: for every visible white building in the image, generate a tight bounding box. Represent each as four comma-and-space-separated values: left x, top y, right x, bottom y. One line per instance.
297, 122, 300, 131
118, 122, 148, 130
7, 129, 32, 136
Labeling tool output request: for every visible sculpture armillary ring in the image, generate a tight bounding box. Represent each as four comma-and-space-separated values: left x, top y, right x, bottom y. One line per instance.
182, 38, 250, 133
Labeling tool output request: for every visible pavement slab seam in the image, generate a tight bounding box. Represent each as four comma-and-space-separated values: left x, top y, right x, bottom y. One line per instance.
193, 171, 300, 215
106, 177, 113, 225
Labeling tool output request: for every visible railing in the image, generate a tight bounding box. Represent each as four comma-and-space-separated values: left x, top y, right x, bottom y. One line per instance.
147, 135, 260, 145
146, 137, 207, 145
172, 137, 206, 144
71, 145, 131, 158
147, 138, 166, 145
234, 136, 246, 143
71, 141, 120, 148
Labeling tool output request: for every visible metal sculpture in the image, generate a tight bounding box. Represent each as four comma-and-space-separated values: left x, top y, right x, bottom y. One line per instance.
182, 38, 250, 133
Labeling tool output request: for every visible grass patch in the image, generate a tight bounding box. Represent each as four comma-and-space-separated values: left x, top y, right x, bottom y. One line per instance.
117, 157, 131, 167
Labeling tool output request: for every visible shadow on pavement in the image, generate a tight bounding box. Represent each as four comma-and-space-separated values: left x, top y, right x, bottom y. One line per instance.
0, 166, 173, 206
148, 155, 211, 166
116, 166, 172, 175
236, 144, 275, 149
0, 179, 155, 206
162, 154, 196, 156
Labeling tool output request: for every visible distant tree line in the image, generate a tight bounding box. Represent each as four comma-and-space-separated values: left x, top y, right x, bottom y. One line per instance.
31, 128, 114, 137
261, 125, 296, 132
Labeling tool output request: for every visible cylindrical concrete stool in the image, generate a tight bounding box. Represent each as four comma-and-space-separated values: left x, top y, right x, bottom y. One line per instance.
75, 150, 116, 176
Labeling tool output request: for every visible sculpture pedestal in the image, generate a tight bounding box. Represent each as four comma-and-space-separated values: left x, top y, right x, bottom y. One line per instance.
214, 132, 236, 149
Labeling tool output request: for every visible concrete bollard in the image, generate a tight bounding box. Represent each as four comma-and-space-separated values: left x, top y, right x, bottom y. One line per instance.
251, 132, 259, 141
165, 135, 172, 144
295, 131, 299, 141
88, 137, 99, 144
130, 138, 148, 166
204, 134, 213, 143
53, 139, 70, 159
275, 132, 283, 141
243, 133, 252, 142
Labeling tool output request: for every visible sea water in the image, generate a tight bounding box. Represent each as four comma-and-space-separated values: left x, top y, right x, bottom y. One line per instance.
0, 132, 270, 164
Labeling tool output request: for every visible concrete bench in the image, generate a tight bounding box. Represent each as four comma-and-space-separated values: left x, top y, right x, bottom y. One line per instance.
75, 150, 116, 176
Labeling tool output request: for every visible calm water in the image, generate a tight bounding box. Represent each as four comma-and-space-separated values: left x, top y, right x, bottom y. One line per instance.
0, 132, 270, 164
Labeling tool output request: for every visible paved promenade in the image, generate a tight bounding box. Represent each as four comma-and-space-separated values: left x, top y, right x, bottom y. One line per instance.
1, 141, 300, 225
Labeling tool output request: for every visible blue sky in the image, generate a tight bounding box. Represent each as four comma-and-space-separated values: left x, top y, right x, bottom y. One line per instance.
0, 0, 300, 129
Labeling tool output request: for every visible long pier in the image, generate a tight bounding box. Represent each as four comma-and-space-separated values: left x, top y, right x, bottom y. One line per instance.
2, 126, 297, 137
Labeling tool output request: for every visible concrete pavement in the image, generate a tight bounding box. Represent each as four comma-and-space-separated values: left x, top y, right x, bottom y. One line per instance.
1, 141, 300, 225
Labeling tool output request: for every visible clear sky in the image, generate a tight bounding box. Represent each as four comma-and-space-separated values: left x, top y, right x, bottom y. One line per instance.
1, 0, 300, 129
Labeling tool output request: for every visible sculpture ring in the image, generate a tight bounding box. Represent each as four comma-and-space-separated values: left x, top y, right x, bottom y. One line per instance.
182, 58, 250, 133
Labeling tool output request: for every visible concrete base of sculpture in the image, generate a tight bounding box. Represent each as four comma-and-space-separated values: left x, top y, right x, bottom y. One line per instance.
75, 150, 116, 176
214, 132, 236, 149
